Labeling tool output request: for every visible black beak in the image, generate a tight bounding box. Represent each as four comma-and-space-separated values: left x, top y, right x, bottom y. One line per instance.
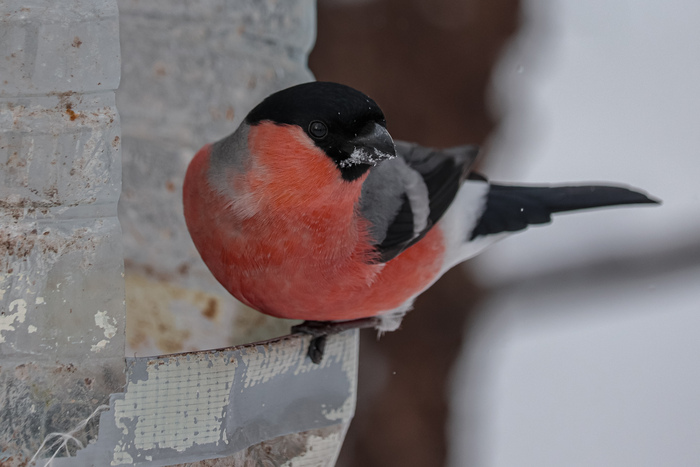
339, 122, 396, 168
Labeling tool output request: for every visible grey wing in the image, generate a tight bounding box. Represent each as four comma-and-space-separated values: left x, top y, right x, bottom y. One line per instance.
359, 141, 480, 263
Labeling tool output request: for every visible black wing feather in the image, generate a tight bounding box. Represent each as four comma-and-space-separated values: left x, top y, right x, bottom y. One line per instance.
470, 184, 659, 239
376, 195, 415, 261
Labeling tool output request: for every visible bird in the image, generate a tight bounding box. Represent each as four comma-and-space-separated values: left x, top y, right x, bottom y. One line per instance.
183, 81, 658, 363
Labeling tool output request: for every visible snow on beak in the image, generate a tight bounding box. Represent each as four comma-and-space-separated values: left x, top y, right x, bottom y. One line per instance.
339, 122, 396, 168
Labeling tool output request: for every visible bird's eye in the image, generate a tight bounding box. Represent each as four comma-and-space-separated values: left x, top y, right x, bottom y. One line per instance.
308, 121, 328, 139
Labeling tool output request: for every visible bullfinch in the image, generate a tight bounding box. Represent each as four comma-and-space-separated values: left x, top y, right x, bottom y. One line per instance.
183, 81, 658, 362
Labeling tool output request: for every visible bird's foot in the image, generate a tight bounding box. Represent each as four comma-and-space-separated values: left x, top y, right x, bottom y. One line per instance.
292, 317, 382, 364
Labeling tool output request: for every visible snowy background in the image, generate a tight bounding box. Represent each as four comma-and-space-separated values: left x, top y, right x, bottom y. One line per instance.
450, 1, 700, 466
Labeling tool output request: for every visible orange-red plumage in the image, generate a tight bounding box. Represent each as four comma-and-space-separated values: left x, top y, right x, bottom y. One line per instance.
183, 124, 445, 321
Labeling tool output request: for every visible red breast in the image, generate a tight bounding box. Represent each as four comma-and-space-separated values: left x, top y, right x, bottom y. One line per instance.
183, 123, 446, 321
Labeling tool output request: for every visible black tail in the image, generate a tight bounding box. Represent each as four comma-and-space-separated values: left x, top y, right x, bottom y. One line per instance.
470, 184, 659, 240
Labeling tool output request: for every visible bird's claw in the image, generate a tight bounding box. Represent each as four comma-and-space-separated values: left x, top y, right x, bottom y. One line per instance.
306, 335, 327, 364
292, 317, 382, 364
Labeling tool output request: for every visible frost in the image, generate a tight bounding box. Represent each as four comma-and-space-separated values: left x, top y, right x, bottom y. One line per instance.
95, 310, 118, 339
91, 339, 108, 352
0, 299, 28, 343
338, 147, 394, 168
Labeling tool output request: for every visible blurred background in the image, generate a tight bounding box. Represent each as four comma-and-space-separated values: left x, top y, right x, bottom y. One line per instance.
309, 0, 700, 466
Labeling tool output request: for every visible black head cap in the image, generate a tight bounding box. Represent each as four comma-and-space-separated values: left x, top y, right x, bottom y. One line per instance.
245, 82, 395, 181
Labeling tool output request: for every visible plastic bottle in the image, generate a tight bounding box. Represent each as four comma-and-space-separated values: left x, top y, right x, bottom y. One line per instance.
0, 0, 125, 462
117, 0, 316, 355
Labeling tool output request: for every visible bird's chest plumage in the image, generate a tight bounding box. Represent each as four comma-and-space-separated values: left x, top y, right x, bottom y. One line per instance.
208, 214, 445, 321
215, 204, 378, 314
184, 139, 446, 321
